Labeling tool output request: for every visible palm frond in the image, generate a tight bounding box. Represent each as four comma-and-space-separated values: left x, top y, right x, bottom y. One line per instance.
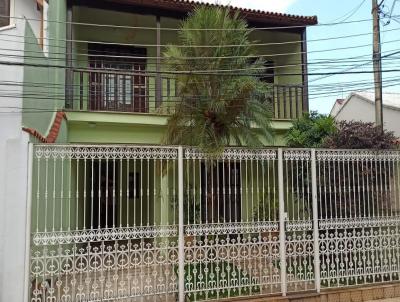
163, 6, 274, 154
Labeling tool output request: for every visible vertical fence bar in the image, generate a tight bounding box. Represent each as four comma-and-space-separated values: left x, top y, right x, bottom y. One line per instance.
178, 146, 185, 302
311, 149, 321, 293
278, 148, 287, 296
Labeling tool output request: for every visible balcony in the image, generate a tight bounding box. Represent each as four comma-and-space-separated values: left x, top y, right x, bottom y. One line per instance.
70, 68, 305, 120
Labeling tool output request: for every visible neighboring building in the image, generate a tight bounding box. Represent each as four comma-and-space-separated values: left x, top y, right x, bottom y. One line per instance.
0, 1, 61, 301
0, 1, 317, 301
330, 91, 400, 135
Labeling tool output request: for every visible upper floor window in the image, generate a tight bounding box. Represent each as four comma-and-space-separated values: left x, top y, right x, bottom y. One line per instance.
260, 60, 274, 84
0, 0, 10, 27
88, 44, 148, 112
250, 58, 275, 84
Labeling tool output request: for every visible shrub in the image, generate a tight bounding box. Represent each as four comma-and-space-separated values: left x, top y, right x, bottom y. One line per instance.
323, 120, 398, 149
286, 111, 336, 148
289, 119, 398, 219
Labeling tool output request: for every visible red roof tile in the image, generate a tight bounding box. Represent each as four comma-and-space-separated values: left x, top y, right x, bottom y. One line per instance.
23, 112, 66, 143
92, 0, 317, 26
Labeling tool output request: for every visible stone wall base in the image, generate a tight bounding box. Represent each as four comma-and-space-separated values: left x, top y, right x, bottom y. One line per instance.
228, 283, 400, 302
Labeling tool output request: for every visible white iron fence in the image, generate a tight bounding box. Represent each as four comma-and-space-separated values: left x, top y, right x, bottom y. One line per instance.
27, 145, 400, 302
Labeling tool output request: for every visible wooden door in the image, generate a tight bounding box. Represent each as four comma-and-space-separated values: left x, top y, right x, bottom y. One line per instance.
88, 44, 147, 112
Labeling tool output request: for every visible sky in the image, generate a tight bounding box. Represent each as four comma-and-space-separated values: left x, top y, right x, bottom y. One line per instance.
197, 0, 400, 114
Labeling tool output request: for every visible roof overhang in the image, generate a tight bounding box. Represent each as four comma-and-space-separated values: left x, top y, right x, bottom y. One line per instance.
73, 0, 318, 28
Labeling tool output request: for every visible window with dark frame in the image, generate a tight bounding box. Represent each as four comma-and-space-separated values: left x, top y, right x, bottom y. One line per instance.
250, 58, 275, 84
260, 60, 275, 84
0, 0, 10, 27
88, 43, 148, 112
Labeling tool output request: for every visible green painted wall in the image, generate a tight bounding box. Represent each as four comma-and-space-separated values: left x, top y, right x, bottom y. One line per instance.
28, 5, 308, 251
67, 121, 289, 146
22, 24, 54, 134
31, 156, 305, 233
67, 7, 303, 145
251, 30, 303, 86
31, 157, 75, 233
66, 111, 292, 146
22, 0, 67, 138
21, 4, 302, 144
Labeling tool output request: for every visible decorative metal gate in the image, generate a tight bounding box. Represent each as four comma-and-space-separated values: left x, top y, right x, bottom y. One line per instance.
27, 145, 400, 302
29, 145, 180, 302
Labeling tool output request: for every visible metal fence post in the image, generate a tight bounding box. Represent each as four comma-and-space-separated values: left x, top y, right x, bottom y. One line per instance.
311, 149, 321, 293
278, 148, 287, 296
178, 146, 185, 302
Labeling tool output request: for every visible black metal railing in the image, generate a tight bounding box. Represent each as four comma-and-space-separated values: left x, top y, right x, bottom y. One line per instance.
72, 68, 177, 114
70, 69, 304, 119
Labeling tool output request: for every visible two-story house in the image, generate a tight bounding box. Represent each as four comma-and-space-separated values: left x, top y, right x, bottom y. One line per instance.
0, 1, 317, 302
21, 0, 317, 147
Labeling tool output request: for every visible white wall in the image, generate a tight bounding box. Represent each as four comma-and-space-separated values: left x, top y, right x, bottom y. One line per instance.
13, 0, 42, 38
334, 96, 400, 136
0, 0, 42, 301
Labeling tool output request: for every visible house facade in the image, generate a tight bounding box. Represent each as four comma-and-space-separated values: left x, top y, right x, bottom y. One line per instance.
331, 91, 400, 136
20, 0, 318, 147
0, 1, 63, 301
0, 1, 320, 301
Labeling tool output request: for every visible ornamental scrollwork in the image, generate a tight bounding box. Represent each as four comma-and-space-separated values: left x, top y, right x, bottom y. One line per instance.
32, 226, 178, 246
184, 148, 277, 160
283, 150, 311, 161
319, 216, 400, 229
316, 150, 400, 161
34, 145, 179, 160
184, 221, 279, 236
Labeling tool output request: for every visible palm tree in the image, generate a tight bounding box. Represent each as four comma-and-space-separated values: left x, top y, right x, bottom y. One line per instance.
163, 6, 274, 154
163, 7, 275, 226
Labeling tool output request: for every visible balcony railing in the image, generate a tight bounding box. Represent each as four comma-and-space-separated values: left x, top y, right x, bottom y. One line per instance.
71, 68, 305, 119
272, 84, 304, 119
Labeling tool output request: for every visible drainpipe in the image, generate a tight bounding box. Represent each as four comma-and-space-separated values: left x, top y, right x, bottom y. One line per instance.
65, 0, 73, 109
155, 15, 162, 108
301, 28, 309, 114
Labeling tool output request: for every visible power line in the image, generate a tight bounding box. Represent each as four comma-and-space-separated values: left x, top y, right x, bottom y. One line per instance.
328, 0, 368, 23
0, 65, 398, 91
1, 71, 399, 99
3, 44, 400, 69
2, 56, 400, 76
309, 48, 400, 83
4, 14, 399, 31
0, 75, 399, 102
2, 49, 400, 75
4, 24, 400, 49
2, 39, 400, 69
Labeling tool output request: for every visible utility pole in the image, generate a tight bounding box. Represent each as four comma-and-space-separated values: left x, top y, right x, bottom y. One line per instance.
372, 0, 383, 131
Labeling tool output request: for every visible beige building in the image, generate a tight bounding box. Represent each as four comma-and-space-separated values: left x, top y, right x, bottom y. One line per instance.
330, 91, 400, 136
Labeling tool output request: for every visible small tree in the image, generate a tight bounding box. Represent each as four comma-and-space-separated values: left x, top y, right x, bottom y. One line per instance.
163, 7, 273, 153
286, 111, 336, 148
163, 7, 275, 226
